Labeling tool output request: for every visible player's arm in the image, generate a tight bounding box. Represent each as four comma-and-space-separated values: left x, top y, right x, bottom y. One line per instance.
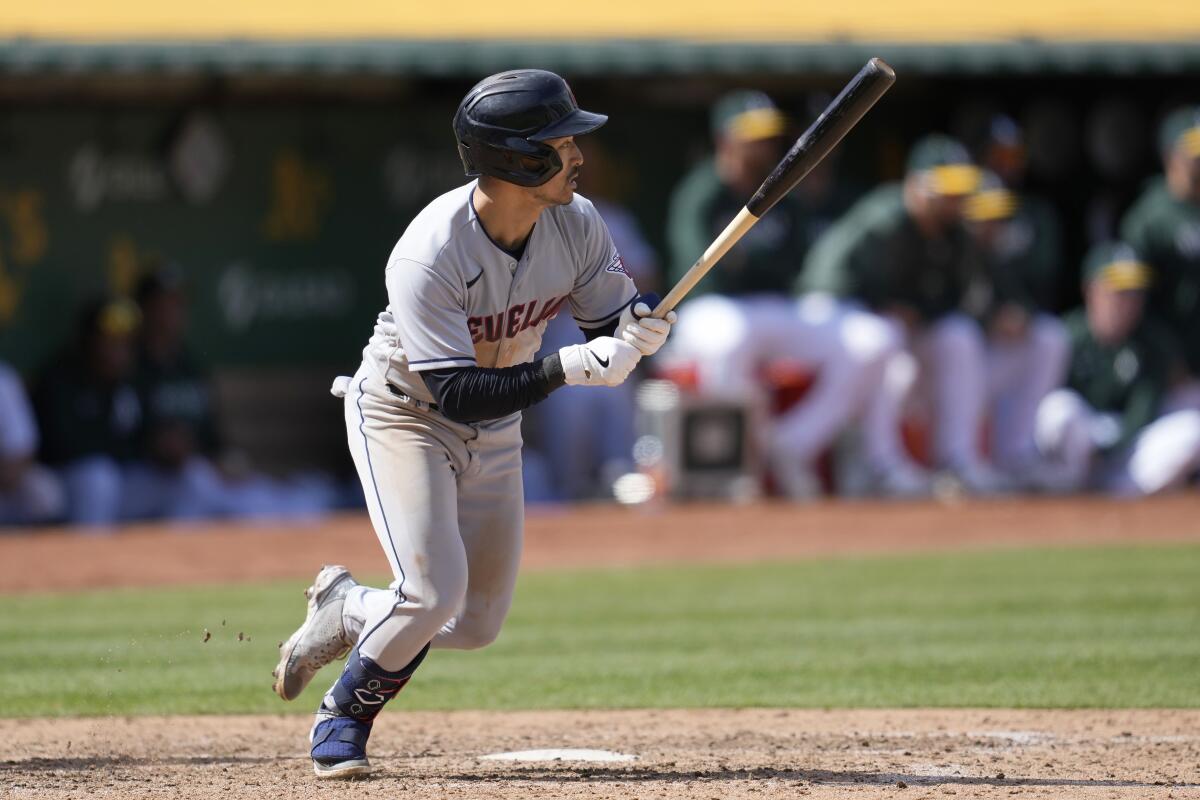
421, 359, 563, 423
422, 338, 640, 423
389, 258, 638, 424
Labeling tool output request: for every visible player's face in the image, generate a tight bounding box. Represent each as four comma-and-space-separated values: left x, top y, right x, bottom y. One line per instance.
717, 135, 785, 194
1166, 150, 1200, 203
533, 136, 584, 206
1086, 282, 1144, 344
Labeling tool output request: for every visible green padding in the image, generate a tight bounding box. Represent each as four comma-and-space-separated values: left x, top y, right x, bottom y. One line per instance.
2, 38, 1200, 76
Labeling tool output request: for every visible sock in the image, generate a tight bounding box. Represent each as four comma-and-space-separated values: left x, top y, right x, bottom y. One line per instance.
324, 642, 430, 723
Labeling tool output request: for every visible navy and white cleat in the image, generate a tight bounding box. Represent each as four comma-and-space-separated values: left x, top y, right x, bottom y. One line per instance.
273, 565, 358, 701
310, 709, 373, 779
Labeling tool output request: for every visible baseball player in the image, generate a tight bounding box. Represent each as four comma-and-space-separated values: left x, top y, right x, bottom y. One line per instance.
964, 172, 1070, 488
801, 135, 1011, 494
1120, 107, 1200, 414
1035, 243, 1200, 495
270, 69, 675, 778
664, 91, 916, 498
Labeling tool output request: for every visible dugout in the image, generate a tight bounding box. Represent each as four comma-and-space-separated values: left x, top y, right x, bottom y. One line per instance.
1, 2, 1198, 475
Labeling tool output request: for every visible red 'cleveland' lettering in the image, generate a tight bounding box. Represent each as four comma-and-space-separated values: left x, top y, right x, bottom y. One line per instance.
468, 295, 566, 345
505, 305, 524, 339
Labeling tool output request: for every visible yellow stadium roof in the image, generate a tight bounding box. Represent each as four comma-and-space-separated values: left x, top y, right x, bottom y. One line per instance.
2, 1, 1199, 77
4, 0, 1200, 42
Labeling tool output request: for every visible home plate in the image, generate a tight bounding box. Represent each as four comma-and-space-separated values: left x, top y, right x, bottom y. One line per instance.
479, 748, 637, 763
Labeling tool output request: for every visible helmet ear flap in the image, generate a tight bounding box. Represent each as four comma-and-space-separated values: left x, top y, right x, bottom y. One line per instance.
468, 138, 561, 187
456, 141, 480, 178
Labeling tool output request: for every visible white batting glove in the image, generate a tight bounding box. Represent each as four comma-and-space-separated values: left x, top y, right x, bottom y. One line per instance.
559, 337, 641, 387
617, 294, 677, 357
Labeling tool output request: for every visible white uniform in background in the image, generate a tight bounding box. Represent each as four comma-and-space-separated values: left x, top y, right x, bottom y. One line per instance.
0, 362, 64, 525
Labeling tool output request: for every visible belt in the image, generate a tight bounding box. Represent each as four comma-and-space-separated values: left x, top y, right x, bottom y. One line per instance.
387, 382, 440, 412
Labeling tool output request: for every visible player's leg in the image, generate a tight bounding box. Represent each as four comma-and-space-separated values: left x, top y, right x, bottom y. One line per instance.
305, 370, 472, 777
1164, 379, 1200, 415
60, 455, 124, 526
771, 295, 910, 495
914, 314, 1006, 492
1105, 409, 1200, 496
1033, 388, 1096, 492
663, 294, 763, 395
987, 313, 1070, 474
433, 413, 525, 650
847, 339, 933, 497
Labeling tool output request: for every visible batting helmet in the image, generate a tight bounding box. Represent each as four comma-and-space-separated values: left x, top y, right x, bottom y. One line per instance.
453, 69, 608, 187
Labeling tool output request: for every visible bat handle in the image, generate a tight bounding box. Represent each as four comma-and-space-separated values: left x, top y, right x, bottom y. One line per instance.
650, 207, 760, 319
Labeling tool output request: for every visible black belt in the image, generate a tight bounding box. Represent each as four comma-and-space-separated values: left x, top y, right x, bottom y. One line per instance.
387, 382, 439, 411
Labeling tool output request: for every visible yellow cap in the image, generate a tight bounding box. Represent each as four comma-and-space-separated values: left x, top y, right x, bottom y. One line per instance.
726, 107, 787, 142
965, 187, 1018, 221
1095, 260, 1153, 291
924, 164, 982, 196
98, 299, 141, 336
1182, 127, 1200, 158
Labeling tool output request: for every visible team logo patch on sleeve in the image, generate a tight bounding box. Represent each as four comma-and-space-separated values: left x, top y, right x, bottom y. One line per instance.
606, 252, 630, 276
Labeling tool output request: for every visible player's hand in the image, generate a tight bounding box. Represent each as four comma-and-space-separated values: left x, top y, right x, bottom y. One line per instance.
618, 293, 677, 357
559, 337, 641, 387
989, 303, 1029, 342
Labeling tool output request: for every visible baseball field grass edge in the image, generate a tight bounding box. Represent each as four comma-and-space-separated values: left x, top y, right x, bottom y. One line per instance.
1, 542, 1197, 715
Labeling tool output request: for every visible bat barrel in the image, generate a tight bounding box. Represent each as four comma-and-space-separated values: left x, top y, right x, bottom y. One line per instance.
746, 58, 895, 219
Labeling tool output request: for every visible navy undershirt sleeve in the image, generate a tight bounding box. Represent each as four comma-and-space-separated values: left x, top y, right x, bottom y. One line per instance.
421, 354, 566, 424
581, 320, 619, 341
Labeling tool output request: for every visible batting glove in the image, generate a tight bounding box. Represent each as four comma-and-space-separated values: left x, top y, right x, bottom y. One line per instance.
617, 293, 677, 357
559, 337, 641, 387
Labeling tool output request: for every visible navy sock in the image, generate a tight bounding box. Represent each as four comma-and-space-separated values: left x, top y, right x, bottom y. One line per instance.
327, 643, 430, 722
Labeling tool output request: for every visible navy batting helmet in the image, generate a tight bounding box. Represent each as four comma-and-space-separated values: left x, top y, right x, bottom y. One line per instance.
453, 69, 608, 187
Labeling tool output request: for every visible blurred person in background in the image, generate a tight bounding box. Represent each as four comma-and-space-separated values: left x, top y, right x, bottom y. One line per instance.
0, 360, 64, 526
33, 298, 143, 526
522, 140, 658, 501
131, 268, 335, 520
1034, 243, 1200, 495
964, 172, 1071, 488
1120, 107, 1200, 415
975, 115, 1066, 312
665, 90, 907, 498
802, 135, 1010, 494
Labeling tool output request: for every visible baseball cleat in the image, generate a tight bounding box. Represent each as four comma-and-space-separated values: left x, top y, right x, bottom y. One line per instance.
273, 565, 358, 701
310, 708, 373, 779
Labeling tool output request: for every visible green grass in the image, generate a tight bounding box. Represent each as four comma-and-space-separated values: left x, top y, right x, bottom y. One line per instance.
2, 543, 1198, 716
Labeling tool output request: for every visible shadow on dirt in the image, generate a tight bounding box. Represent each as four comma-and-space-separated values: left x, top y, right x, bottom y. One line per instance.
4, 757, 1189, 790
442, 765, 1190, 789
1, 755, 297, 771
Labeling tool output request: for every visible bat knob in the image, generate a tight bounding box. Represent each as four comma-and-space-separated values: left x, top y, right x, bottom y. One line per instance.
634, 293, 662, 319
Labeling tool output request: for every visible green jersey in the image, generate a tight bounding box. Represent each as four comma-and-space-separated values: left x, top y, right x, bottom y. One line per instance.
986, 194, 1063, 312
1061, 309, 1178, 451
1119, 178, 1200, 374
666, 159, 853, 297
800, 184, 990, 323
134, 345, 221, 458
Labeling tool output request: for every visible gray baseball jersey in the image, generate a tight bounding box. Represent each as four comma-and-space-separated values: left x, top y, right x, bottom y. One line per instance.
362, 181, 638, 411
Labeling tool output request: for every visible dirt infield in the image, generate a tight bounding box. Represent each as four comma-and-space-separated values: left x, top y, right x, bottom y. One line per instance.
4, 709, 1198, 799
2, 495, 1199, 594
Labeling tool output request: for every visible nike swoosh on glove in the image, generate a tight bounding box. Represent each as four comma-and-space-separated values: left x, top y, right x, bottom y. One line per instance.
559, 337, 641, 387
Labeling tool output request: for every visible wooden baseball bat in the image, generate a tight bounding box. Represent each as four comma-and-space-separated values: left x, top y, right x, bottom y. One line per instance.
651, 57, 896, 319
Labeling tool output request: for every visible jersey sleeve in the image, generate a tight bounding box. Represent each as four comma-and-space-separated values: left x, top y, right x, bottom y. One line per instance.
568, 207, 639, 331
386, 257, 478, 372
